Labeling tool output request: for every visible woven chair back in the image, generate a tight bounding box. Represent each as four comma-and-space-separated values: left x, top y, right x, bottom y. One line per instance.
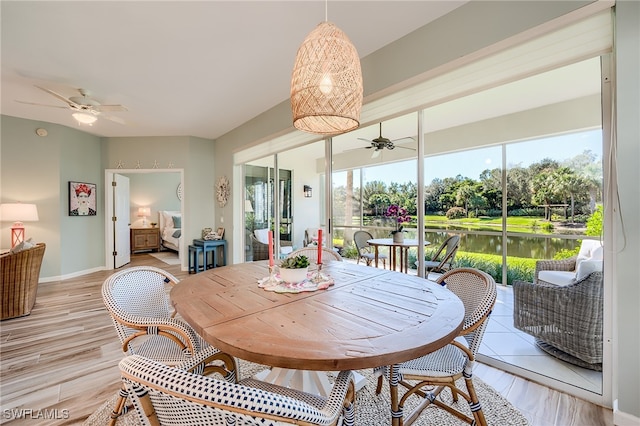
430, 235, 460, 265
353, 230, 373, 254
286, 247, 343, 263
120, 354, 354, 426
102, 266, 179, 348
435, 267, 496, 356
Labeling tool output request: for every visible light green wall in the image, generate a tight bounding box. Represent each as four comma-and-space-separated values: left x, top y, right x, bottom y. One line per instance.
185, 136, 216, 241
1, 115, 104, 278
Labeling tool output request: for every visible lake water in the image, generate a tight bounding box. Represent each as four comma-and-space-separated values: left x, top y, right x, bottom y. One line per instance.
357, 227, 581, 260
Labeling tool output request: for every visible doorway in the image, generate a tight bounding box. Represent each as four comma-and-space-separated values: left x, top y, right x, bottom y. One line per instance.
104, 169, 184, 270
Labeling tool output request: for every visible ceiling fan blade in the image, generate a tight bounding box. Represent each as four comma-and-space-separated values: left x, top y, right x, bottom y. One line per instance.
395, 145, 416, 151
357, 137, 374, 143
94, 104, 128, 112
100, 114, 126, 125
15, 100, 68, 109
391, 136, 415, 144
34, 85, 76, 107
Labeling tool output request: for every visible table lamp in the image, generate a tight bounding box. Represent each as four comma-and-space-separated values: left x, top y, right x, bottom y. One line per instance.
138, 207, 151, 227
0, 203, 39, 248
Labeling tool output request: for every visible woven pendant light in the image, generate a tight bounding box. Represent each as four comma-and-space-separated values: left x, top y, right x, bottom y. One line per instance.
291, 21, 363, 136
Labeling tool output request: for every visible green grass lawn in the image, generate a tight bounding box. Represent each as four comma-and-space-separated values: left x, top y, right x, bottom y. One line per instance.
423, 215, 558, 234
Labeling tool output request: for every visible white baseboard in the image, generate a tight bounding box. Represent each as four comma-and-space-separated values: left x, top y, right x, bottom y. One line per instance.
39, 266, 106, 283
613, 399, 640, 426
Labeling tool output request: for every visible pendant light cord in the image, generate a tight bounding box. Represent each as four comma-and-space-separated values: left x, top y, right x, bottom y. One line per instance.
325, 0, 328, 22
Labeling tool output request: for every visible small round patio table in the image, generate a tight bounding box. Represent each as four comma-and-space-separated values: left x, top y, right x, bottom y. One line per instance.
367, 238, 431, 273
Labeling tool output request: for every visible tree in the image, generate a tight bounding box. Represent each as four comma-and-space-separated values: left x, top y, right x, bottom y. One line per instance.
551, 167, 593, 223
456, 182, 476, 217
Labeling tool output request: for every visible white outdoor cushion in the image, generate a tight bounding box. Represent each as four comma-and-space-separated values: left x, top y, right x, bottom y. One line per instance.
538, 270, 576, 287
576, 259, 603, 281
576, 240, 603, 270
254, 228, 270, 244
590, 245, 604, 261
280, 246, 293, 255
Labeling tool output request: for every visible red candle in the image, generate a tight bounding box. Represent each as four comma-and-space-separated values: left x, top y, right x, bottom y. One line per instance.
268, 231, 274, 267
317, 229, 323, 264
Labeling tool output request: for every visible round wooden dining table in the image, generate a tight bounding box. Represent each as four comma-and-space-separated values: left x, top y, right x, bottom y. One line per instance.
171, 260, 464, 426
367, 238, 430, 273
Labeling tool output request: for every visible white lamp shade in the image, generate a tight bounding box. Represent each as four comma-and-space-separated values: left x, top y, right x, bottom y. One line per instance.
72, 112, 97, 124
137, 207, 151, 217
0, 203, 39, 222
245, 200, 254, 213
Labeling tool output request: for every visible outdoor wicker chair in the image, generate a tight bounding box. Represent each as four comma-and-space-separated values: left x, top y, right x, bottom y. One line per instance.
286, 247, 343, 263
120, 354, 356, 426
421, 235, 460, 274
513, 244, 604, 371
102, 266, 237, 425
375, 267, 497, 426
354, 230, 387, 269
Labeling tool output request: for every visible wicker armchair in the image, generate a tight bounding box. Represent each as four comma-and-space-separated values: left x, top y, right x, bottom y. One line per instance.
1, 243, 46, 320
513, 255, 604, 371
120, 354, 356, 426
250, 229, 292, 261
375, 268, 497, 426
102, 266, 238, 425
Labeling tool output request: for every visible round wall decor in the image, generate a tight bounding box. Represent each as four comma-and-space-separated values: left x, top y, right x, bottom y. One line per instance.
216, 176, 230, 207
176, 183, 183, 201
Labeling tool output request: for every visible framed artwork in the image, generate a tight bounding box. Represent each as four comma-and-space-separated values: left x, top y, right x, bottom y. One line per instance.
216, 227, 225, 239
69, 181, 97, 216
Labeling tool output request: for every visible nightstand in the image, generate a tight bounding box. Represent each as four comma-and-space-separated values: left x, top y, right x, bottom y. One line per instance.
130, 227, 160, 253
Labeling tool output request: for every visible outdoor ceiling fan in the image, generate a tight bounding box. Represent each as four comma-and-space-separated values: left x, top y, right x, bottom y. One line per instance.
15, 85, 128, 125
357, 123, 415, 158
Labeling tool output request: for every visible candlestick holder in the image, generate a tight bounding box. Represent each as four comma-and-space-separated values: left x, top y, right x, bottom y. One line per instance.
265, 265, 279, 285
311, 262, 325, 284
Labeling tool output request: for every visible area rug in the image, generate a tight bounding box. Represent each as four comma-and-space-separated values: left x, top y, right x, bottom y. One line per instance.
148, 251, 181, 265
84, 360, 528, 425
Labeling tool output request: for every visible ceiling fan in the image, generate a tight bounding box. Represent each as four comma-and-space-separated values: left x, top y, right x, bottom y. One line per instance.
357, 123, 415, 158
15, 86, 128, 124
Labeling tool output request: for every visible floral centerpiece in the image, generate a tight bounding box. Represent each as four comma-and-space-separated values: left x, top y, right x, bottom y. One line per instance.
385, 204, 410, 243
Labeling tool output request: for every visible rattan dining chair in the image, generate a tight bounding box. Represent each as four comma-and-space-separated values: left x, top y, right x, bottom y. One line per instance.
102, 266, 237, 425
354, 230, 387, 269
287, 247, 343, 262
120, 354, 356, 426
375, 267, 497, 426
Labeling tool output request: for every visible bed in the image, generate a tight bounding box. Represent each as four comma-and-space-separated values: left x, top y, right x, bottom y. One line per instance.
158, 210, 183, 253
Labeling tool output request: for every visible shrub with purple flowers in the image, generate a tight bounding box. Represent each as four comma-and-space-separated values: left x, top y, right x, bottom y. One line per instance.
385, 204, 410, 235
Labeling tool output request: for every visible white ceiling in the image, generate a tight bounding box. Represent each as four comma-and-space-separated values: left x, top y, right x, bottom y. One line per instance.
1, 1, 468, 139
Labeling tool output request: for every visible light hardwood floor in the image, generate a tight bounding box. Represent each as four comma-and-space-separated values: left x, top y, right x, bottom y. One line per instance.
0, 254, 613, 425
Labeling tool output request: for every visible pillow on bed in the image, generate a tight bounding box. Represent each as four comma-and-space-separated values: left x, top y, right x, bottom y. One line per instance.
172, 215, 181, 228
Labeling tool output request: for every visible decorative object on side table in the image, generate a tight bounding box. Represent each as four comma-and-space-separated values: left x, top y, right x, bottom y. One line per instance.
385, 204, 410, 243
201, 228, 212, 239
